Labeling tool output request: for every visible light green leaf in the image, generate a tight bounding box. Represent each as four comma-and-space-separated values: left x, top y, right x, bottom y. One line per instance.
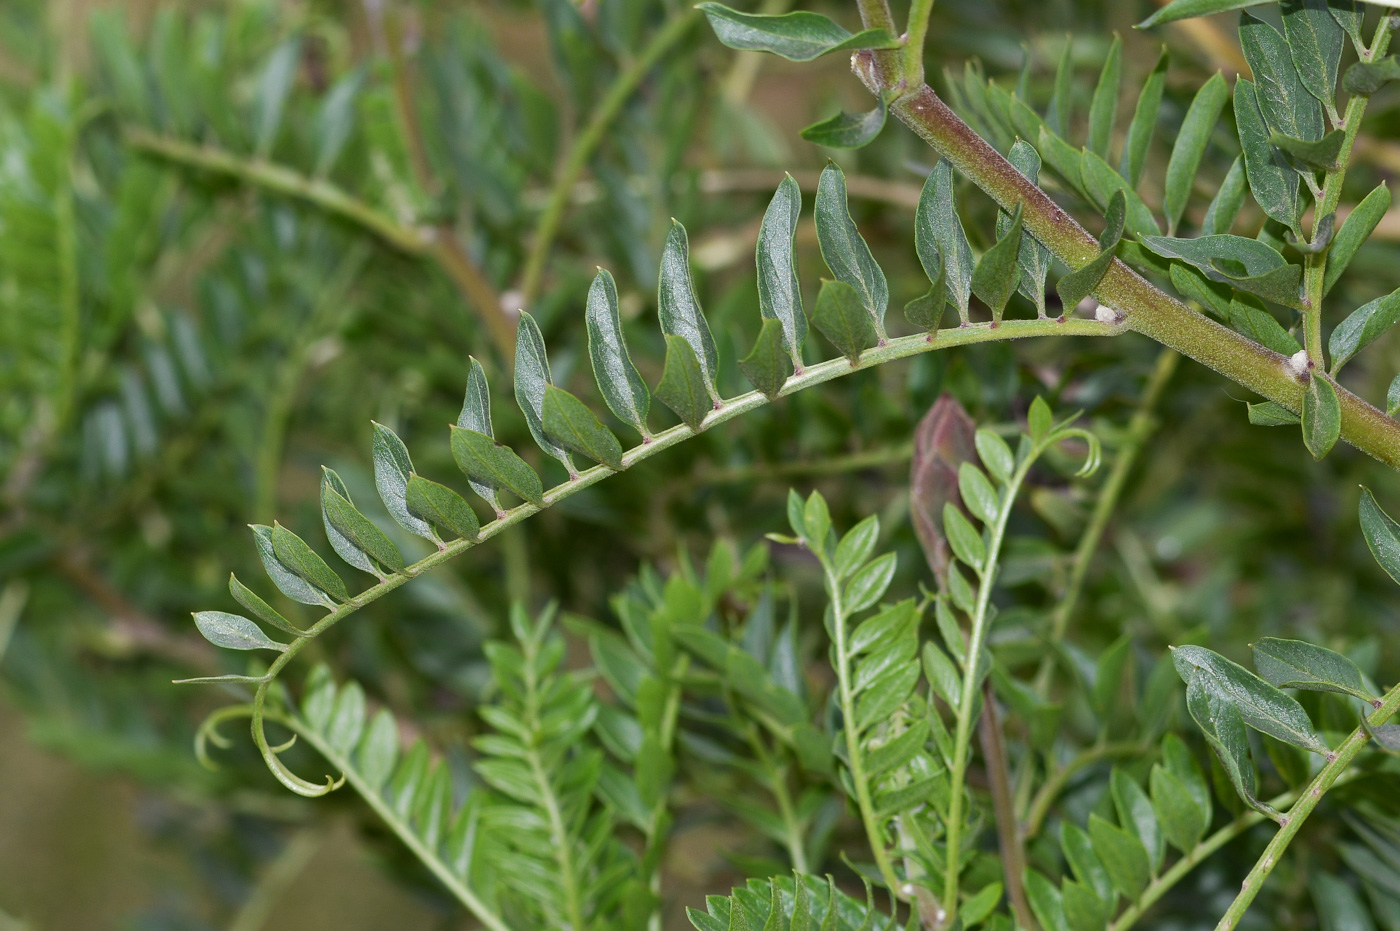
697, 4, 901, 62
1173, 644, 1329, 754
1342, 55, 1400, 95
922, 642, 962, 709
1062, 821, 1115, 905
756, 174, 807, 368
1326, 184, 1392, 296
253, 38, 301, 157
270, 523, 348, 603
357, 708, 399, 791
1139, 0, 1270, 28
816, 162, 888, 339
844, 552, 897, 613
321, 468, 378, 574
312, 66, 365, 178
1112, 768, 1165, 872
834, 514, 880, 580
958, 462, 1000, 525
1359, 488, 1400, 586
1150, 764, 1209, 853
1203, 155, 1248, 235
1087, 34, 1122, 159
975, 429, 1015, 484
1029, 396, 1053, 442
1235, 79, 1301, 231
739, 318, 791, 400
1329, 288, 1400, 374
918, 160, 974, 323
972, 203, 1024, 322
1081, 152, 1160, 237
251, 524, 333, 608
1248, 401, 1301, 425
801, 97, 887, 149
1240, 11, 1325, 142
457, 357, 501, 514
811, 279, 877, 363
1121, 49, 1169, 187
1282, 0, 1345, 105
1057, 190, 1125, 311
229, 573, 301, 635
542, 385, 624, 469
1165, 71, 1229, 235
514, 311, 574, 471
1025, 868, 1070, 931
655, 335, 714, 431
943, 503, 986, 573
326, 680, 365, 755
322, 470, 405, 573
586, 268, 650, 438
448, 426, 545, 507
193, 611, 286, 652
1048, 40, 1074, 137
370, 422, 437, 540
1390, 375, 1400, 417
1088, 814, 1150, 901
405, 475, 480, 541
1251, 637, 1373, 700
1303, 373, 1342, 460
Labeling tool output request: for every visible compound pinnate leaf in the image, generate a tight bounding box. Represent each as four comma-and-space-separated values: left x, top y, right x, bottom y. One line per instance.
321, 470, 405, 573
1164, 71, 1229, 234
1329, 288, 1400, 374
918, 160, 974, 323
738, 318, 790, 400
371, 422, 435, 540
655, 335, 714, 431
229, 573, 301, 635
270, 522, 349, 604
1240, 11, 1325, 142
972, 203, 1024, 322
1325, 183, 1390, 296
1185, 667, 1278, 819
756, 175, 806, 368
816, 162, 888, 340
1251, 637, 1372, 700
1057, 190, 1125, 312
697, 3, 900, 62
251, 524, 333, 608
659, 221, 721, 403
514, 312, 574, 472
405, 475, 480, 542
1281, 0, 1345, 105
541, 385, 624, 470
1234, 79, 1301, 232
193, 611, 286, 652
585, 269, 650, 438
449, 426, 545, 507
800, 97, 887, 149
1173, 644, 1329, 754
1303, 373, 1341, 460
1359, 488, 1400, 587
811, 279, 877, 363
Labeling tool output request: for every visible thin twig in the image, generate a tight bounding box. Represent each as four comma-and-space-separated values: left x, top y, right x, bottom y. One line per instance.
978, 682, 1037, 931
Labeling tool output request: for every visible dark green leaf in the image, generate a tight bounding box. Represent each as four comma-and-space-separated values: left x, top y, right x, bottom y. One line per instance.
586, 268, 650, 438
1234, 79, 1302, 231
903, 266, 948, 332
801, 96, 887, 149
457, 357, 501, 514
1203, 156, 1248, 235
1087, 34, 1122, 159
1359, 488, 1400, 586
1304, 373, 1342, 460
1326, 184, 1392, 296
322, 472, 405, 573
1139, 0, 1270, 28
1363, 719, 1400, 753
1342, 55, 1400, 95
1174, 644, 1329, 754
1150, 764, 1209, 853
1143, 234, 1301, 307
1241, 11, 1325, 142
229, 573, 301, 635
655, 335, 715, 430
405, 475, 480, 541
1248, 401, 1301, 425
756, 174, 807, 368
1252, 637, 1372, 700
1330, 0, 1364, 44
697, 4, 901, 62
1007, 141, 1052, 315
1165, 71, 1229, 235
811, 279, 877, 363
193, 611, 286, 652
659, 220, 722, 403
918, 160, 974, 323
514, 311, 574, 471
1057, 190, 1125, 311
1185, 669, 1278, 818
449, 426, 545, 507
321, 468, 376, 574
1271, 128, 1345, 170
371, 422, 435, 540
1330, 289, 1400, 373
816, 162, 888, 339
1282, 0, 1346, 105
1089, 813, 1150, 901
1062, 880, 1110, 931
1048, 40, 1074, 137
972, 203, 1024, 322
739, 318, 791, 400
1112, 768, 1165, 872
251, 524, 332, 608
270, 523, 348, 603
542, 385, 624, 469
1121, 49, 1169, 187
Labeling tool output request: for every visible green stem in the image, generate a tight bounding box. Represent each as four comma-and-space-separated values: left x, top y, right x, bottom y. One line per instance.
1021, 740, 1154, 840
744, 720, 810, 873
1211, 681, 1400, 931
903, 0, 936, 88
943, 452, 1035, 928
519, 10, 698, 306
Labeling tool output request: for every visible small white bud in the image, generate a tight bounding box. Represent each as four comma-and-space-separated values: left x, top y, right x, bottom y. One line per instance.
1288, 350, 1310, 379
1094, 303, 1121, 325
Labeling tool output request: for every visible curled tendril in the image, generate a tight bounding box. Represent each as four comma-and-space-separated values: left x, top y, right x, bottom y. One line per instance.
1046, 426, 1103, 477
194, 703, 255, 770
252, 702, 346, 798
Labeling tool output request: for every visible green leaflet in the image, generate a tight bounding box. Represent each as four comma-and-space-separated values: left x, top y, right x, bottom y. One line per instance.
1121, 49, 1168, 187
1390, 376, 1400, 418
193, 610, 286, 652
457, 356, 500, 513
815, 162, 888, 340
738, 318, 790, 400
1163, 733, 1213, 815
1139, 0, 1270, 28
1235, 79, 1301, 232
229, 573, 301, 635
1080, 152, 1159, 237
958, 461, 1000, 526
1087, 33, 1122, 159
1202, 155, 1248, 235
800, 96, 886, 149
1169, 263, 1302, 354
358, 708, 399, 791
322, 469, 406, 573
1143, 234, 1301, 308
655, 334, 714, 431
1164, 71, 1228, 235
903, 263, 948, 332
514, 311, 574, 472
1150, 764, 1209, 854
585, 268, 650, 438
918, 160, 974, 324
1361, 488, 1400, 587
1047, 40, 1074, 137
756, 175, 806, 369
975, 428, 1015, 484
405, 474, 480, 542
696, 4, 901, 62
1173, 644, 1329, 754
1062, 822, 1114, 905
1057, 190, 1125, 312
1303, 373, 1342, 460
541, 385, 624, 470
811, 279, 877, 363
659, 220, 722, 403
1281, 0, 1345, 106
1251, 637, 1373, 701
1240, 11, 1325, 142
449, 426, 545, 507
1005, 140, 1052, 315
312, 66, 365, 178
250, 523, 335, 608
1248, 401, 1301, 425
1038, 124, 1087, 196
1342, 55, 1400, 95
270, 522, 349, 604
1326, 183, 1391, 296
1330, 0, 1363, 44
1025, 868, 1070, 931
1329, 288, 1400, 374
1185, 669, 1278, 819
1112, 768, 1165, 873
1271, 128, 1344, 170
253, 37, 301, 157
685, 873, 894, 931
943, 503, 986, 573
972, 203, 1024, 322
371, 422, 436, 540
